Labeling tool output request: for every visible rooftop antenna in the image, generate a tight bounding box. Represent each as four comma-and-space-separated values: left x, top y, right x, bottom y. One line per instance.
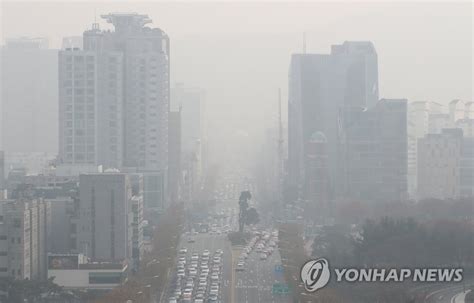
303, 32, 307, 54
92, 8, 99, 30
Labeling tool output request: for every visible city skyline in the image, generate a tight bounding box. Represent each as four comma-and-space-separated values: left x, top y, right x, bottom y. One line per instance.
0, 2, 472, 303
1, 2, 472, 148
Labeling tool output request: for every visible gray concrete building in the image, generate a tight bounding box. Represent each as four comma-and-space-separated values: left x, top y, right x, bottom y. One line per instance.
48, 197, 78, 253
407, 101, 444, 199
288, 41, 379, 200
343, 99, 408, 202
417, 129, 463, 200
77, 173, 133, 261
0, 199, 50, 280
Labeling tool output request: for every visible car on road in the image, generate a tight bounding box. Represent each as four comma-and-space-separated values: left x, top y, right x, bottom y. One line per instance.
179, 247, 188, 254
183, 289, 192, 299
177, 269, 185, 277
187, 237, 196, 243
168, 297, 178, 303
260, 253, 267, 260
236, 261, 245, 271
208, 293, 218, 302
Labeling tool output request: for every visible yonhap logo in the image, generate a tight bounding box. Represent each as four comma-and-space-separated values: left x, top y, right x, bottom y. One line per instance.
300, 258, 463, 292
301, 258, 331, 292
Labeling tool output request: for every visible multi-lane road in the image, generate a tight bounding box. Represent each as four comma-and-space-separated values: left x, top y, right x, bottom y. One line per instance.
166, 171, 292, 303
234, 244, 290, 303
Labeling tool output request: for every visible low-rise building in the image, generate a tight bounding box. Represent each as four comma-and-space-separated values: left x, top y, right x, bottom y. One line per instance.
48, 254, 128, 290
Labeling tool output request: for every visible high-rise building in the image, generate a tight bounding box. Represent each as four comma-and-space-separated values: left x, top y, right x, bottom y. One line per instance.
171, 84, 205, 157
1, 38, 58, 153
77, 173, 133, 261
58, 46, 124, 170
171, 84, 206, 198
58, 13, 170, 174
417, 128, 463, 200
288, 41, 379, 199
407, 101, 445, 198
343, 99, 408, 202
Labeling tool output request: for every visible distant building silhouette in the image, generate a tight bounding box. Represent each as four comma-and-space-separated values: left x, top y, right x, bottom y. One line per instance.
288, 41, 379, 201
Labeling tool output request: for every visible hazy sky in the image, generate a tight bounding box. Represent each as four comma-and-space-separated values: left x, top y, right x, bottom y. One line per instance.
1, 1, 472, 151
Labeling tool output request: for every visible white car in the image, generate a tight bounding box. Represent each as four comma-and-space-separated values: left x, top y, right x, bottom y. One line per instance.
236, 262, 245, 271
210, 285, 219, 295
183, 289, 192, 298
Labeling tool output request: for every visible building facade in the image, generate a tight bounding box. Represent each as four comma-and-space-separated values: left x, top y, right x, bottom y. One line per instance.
0, 199, 50, 280
77, 173, 132, 261
407, 101, 445, 198
343, 99, 408, 202
48, 253, 128, 290
417, 129, 463, 200
58, 13, 170, 174
288, 41, 379, 200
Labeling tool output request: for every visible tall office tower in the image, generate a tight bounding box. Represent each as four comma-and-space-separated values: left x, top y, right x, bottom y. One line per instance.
58, 13, 170, 174
77, 173, 133, 261
343, 99, 408, 202
288, 41, 378, 200
172, 84, 206, 193
407, 101, 444, 199
0, 199, 50, 280
1, 38, 58, 153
